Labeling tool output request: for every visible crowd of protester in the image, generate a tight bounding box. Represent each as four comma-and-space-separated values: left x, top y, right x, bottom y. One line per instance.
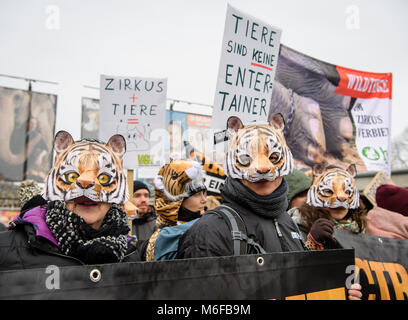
0, 122, 407, 300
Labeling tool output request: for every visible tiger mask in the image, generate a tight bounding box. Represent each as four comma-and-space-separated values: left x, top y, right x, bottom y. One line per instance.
307, 163, 360, 209
44, 130, 128, 205
224, 114, 294, 182
153, 158, 205, 226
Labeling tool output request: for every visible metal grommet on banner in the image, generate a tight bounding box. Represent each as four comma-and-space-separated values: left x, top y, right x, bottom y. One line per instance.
90, 268, 102, 283
256, 256, 264, 266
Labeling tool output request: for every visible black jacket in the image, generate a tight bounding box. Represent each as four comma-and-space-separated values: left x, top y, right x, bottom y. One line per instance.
131, 205, 157, 241
0, 206, 143, 271
177, 177, 306, 258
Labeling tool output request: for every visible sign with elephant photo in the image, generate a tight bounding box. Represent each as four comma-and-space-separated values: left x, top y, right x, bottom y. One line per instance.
99, 75, 168, 169
0, 86, 57, 183
269, 45, 392, 175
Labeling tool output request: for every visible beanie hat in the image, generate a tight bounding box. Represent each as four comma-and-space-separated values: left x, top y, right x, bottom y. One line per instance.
375, 184, 408, 216
133, 180, 150, 195
285, 169, 312, 204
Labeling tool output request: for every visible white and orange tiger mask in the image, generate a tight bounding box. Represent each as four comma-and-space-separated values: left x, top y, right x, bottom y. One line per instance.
224, 114, 294, 182
152, 158, 205, 226
44, 131, 128, 205
307, 163, 360, 209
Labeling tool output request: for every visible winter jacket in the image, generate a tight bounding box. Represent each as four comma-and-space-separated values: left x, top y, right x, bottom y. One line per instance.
366, 206, 408, 239
130, 205, 157, 240
0, 205, 143, 271
177, 177, 306, 258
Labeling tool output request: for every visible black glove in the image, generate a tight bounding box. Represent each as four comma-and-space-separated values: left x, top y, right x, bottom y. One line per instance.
309, 218, 335, 245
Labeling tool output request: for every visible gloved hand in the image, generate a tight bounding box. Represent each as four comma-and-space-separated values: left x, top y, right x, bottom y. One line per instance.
309, 218, 335, 245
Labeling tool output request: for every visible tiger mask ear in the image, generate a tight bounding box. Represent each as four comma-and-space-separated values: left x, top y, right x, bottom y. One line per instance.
269, 113, 285, 131
312, 161, 328, 177
54, 130, 74, 156
226, 116, 244, 133
107, 134, 126, 159
346, 163, 357, 178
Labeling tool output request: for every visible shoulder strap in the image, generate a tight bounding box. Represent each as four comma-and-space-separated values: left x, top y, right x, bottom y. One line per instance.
211, 205, 266, 255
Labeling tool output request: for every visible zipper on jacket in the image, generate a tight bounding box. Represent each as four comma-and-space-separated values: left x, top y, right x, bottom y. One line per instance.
273, 219, 283, 237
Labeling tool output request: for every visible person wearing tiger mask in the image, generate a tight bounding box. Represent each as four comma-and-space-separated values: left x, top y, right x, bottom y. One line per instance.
134, 157, 207, 261
288, 162, 368, 251
0, 130, 142, 271
176, 114, 362, 300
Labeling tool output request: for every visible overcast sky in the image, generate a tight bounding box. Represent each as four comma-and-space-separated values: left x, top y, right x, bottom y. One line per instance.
0, 0, 407, 141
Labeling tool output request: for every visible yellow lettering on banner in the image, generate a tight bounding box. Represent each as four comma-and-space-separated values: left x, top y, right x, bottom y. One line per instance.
355, 258, 376, 300
369, 261, 391, 300
383, 262, 408, 300
305, 287, 346, 300
285, 294, 306, 300
285, 288, 345, 300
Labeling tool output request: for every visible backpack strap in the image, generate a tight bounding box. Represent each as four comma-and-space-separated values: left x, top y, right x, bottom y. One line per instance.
211, 205, 266, 255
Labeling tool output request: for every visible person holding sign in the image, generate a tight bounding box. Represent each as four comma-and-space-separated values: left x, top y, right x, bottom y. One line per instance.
176, 114, 362, 300
0, 131, 141, 270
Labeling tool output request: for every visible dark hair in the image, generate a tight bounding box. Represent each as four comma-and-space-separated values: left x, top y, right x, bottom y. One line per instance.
298, 201, 367, 232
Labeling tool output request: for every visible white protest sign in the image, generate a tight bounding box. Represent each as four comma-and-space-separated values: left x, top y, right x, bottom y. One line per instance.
212, 4, 282, 142
351, 98, 392, 175
99, 75, 167, 169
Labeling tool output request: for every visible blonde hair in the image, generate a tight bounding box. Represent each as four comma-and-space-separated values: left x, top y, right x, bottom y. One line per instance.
206, 196, 221, 211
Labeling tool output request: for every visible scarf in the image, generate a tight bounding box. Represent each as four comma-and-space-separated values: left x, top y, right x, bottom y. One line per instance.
330, 217, 362, 233
46, 201, 130, 264
178, 205, 201, 223
221, 177, 289, 219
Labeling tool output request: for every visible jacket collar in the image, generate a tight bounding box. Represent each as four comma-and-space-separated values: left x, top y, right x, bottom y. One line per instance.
10, 205, 59, 247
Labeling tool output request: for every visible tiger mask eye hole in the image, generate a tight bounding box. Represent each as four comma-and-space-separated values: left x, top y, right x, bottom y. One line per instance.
98, 173, 112, 186
237, 154, 252, 167
322, 189, 334, 197
65, 172, 79, 184
171, 172, 178, 179
269, 152, 281, 164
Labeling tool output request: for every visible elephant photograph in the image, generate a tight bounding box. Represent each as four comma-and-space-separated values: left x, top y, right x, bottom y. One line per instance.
0, 86, 56, 182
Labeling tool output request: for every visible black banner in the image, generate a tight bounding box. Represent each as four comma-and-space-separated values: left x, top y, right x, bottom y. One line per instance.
0, 249, 353, 300
335, 229, 408, 300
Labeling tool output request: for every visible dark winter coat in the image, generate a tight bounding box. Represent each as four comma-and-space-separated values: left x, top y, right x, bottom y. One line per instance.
177, 177, 306, 258
0, 205, 143, 271
131, 205, 157, 240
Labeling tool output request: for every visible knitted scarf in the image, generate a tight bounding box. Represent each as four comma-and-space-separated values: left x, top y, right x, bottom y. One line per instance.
221, 177, 289, 219
46, 201, 130, 264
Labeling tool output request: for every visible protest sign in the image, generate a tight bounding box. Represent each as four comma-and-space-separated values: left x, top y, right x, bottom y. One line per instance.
363, 171, 395, 206
99, 75, 167, 169
212, 4, 282, 143
269, 45, 392, 175
0, 86, 56, 182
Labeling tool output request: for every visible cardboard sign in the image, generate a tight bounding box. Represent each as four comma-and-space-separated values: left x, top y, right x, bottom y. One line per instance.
99, 75, 167, 169
363, 171, 395, 206
211, 5, 282, 140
